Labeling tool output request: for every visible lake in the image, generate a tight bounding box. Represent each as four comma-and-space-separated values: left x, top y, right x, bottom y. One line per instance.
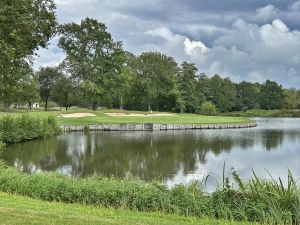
2, 118, 299, 189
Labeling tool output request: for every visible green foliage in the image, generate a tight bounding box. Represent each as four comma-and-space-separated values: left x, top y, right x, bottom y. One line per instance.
37, 67, 61, 111
0, 166, 298, 224
235, 82, 260, 111
260, 80, 284, 110
59, 17, 123, 110
200, 102, 217, 116
211, 169, 300, 224
0, 115, 60, 144
133, 52, 179, 111
0, 133, 5, 153
0, 0, 57, 109
18, 71, 40, 109
178, 62, 200, 113
0, 166, 205, 216
0, 0, 57, 59
284, 88, 300, 109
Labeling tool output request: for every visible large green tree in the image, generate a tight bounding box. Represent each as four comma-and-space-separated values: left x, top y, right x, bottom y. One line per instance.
58, 18, 123, 110
260, 79, 284, 110
0, 0, 57, 110
178, 62, 199, 113
113, 51, 136, 110
135, 52, 179, 111
235, 81, 260, 110
204, 75, 237, 113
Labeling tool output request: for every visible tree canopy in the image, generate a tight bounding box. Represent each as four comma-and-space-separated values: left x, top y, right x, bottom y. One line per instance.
0, 0, 57, 110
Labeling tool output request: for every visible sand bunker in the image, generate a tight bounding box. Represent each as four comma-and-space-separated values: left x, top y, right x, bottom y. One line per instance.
105, 113, 176, 117
60, 113, 96, 118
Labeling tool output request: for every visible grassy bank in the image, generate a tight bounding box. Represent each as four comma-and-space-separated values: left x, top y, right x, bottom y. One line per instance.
0, 109, 252, 126
0, 192, 254, 225
0, 165, 298, 224
225, 109, 300, 118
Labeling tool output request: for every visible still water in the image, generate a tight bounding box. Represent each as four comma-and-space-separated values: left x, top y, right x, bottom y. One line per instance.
2, 118, 300, 187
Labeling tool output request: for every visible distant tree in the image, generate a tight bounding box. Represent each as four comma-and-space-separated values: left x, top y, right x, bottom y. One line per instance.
37, 67, 60, 111
197, 73, 210, 103
135, 52, 179, 111
200, 101, 217, 115
208, 75, 237, 113
19, 72, 40, 110
58, 18, 123, 110
235, 81, 260, 110
178, 62, 199, 113
260, 79, 284, 110
283, 88, 300, 109
113, 51, 136, 110
51, 73, 74, 111
0, 0, 57, 110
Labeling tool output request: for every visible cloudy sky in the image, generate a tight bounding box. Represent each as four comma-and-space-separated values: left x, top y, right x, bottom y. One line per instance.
35, 0, 300, 88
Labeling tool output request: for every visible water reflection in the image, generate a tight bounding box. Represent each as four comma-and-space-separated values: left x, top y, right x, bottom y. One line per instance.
1, 118, 300, 186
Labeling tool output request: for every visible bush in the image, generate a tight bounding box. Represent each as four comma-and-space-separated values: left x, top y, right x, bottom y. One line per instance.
0, 115, 61, 144
0, 133, 5, 153
200, 102, 217, 116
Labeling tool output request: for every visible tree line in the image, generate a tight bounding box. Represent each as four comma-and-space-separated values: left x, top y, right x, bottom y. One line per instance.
1, 1, 299, 114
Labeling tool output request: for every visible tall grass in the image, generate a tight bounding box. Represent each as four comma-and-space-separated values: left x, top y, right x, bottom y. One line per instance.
211, 168, 300, 224
0, 114, 61, 144
0, 164, 298, 224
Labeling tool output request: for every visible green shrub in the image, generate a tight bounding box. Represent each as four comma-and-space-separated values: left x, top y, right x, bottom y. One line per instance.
200, 102, 217, 116
0, 115, 61, 144
0, 133, 5, 153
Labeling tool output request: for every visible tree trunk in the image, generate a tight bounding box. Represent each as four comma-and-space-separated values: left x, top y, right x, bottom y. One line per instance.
92, 101, 98, 111
45, 97, 48, 111
4, 102, 10, 112
119, 96, 124, 110
148, 104, 151, 112
64, 93, 68, 112
28, 101, 32, 110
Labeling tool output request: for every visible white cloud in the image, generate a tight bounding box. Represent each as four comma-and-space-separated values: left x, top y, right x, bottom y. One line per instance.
184, 38, 208, 56
255, 4, 278, 21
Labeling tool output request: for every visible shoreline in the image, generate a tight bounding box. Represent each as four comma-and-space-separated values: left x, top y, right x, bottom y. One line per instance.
60, 122, 257, 132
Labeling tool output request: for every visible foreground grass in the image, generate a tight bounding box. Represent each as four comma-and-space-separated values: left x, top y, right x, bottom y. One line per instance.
0, 192, 253, 225
0, 108, 252, 125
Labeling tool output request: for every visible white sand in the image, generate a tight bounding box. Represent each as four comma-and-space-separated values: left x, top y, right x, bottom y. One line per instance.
105, 113, 176, 117
60, 113, 96, 118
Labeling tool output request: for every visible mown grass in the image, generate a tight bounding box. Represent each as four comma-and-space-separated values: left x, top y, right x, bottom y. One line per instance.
0, 108, 252, 125
225, 109, 300, 118
0, 192, 254, 225
0, 164, 298, 224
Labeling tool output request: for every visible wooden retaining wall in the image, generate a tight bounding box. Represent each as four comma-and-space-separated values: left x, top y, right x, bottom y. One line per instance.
60, 123, 257, 132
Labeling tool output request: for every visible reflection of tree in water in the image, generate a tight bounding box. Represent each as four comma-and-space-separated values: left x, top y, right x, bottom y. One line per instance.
1, 127, 296, 181
261, 130, 284, 151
